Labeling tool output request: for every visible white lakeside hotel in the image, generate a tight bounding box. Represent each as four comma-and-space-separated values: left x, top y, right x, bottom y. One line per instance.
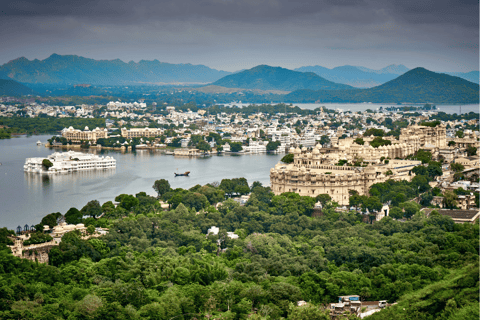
24, 150, 116, 174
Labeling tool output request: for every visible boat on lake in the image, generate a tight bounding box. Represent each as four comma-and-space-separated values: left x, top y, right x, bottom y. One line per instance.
174, 171, 190, 177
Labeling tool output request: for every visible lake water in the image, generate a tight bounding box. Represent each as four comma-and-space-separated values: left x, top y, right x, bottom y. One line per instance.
0, 135, 282, 230
224, 102, 479, 114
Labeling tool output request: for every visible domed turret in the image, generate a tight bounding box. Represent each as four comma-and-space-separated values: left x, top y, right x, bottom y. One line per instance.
294, 147, 301, 154
84, 126, 90, 131
301, 147, 307, 152
289, 147, 295, 154
315, 144, 322, 149
312, 148, 320, 155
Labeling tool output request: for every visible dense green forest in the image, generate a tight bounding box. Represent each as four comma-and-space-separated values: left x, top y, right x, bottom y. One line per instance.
0, 117, 106, 137
0, 175, 478, 319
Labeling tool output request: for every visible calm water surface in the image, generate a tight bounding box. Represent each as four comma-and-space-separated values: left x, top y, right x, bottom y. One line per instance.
0, 135, 282, 229
226, 102, 479, 114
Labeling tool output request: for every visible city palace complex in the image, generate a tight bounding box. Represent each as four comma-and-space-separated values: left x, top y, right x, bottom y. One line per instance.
270, 125, 446, 205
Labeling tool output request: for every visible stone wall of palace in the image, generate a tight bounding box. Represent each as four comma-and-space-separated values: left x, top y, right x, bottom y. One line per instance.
8, 237, 58, 264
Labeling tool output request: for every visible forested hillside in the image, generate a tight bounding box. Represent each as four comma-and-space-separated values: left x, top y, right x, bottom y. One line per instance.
211, 65, 352, 91
0, 176, 478, 319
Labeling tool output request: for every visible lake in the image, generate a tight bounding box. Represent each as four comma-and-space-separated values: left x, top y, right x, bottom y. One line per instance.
0, 135, 282, 230
223, 102, 479, 114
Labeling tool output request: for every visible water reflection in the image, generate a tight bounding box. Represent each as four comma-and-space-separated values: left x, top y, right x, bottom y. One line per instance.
24, 169, 116, 187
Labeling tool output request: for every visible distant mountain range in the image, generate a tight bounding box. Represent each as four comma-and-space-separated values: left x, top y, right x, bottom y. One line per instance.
211, 65, 352, 91
0, 54, 230, 85
294, 65, 479, 87
0, 79, 35, 96
284, 68, 479, 104
0, 54, 477, 88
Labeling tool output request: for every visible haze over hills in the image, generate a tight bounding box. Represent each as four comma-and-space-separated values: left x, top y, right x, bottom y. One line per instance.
211, 65, 352, 91
0, 54, 231, 85
294, 64, 479, 87
0, 79, 35, 96
285, 67, 479, 104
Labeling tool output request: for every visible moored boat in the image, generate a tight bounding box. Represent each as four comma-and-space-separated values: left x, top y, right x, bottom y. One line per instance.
174, 171, 190, 177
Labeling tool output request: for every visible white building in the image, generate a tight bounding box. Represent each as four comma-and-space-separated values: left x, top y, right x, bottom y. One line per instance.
24, 151, 116, 174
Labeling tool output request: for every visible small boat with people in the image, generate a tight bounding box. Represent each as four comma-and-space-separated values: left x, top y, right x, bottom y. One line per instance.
36, 140, 42, 146
174, 171, 190, 177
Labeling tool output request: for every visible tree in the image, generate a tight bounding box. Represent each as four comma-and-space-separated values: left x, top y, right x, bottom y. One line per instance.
230, 142, 243, 152
81, 200, 102, 219
455, 130, 464, 138
427, 163, 443, 180
182, 192, 209, 211
266, 141, 281, 151
448, 141, 456, 147
370, 137, 391, 148
42, 159, 53, 170
101, 201, 115, 217
319, 135, 330, 145
281, 153, 294, 164
389, 207, 404, 219
450, 163, 465, 172
403, 202, 419, 219
415, 150, 433, 164
315, 194, 332, 207
354, 138, 364, 145
65, 207, 82, 225
86, 225, 96, 235
40, 212, 62, 228
153, 179, 171, 197
196, 140, 211, 153
443, 190, 457, 209
115, 194, 139, 211
466, 146, 477, 156
363, 196, 382, 212
412, 165, 428, 177
364, 128, 385, 137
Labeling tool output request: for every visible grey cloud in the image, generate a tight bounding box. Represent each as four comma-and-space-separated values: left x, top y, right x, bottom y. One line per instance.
0, 0, 477, 72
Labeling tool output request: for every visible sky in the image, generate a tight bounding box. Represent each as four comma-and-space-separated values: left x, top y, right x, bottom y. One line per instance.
1, 0, 478, 72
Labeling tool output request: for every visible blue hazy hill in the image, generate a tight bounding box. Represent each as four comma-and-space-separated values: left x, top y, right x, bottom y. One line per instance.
0, 54, 231, 85
211, 65, 352, 91
295, 64, 479, 87
285, 67, 479, 104
0, 79, 35, 96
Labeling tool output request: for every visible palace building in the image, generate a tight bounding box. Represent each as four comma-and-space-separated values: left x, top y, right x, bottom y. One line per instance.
120, 127, 163, 138
270, 124, 445, 205
62, 126, 108, 142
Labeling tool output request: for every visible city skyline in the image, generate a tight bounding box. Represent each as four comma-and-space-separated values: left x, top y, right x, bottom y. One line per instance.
1, 0, 478, 72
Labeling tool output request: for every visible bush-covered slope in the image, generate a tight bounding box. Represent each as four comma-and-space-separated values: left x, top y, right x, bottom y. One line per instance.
367, 262, 479, 320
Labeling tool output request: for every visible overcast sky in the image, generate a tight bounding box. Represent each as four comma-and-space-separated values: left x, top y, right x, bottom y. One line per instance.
1, 0, 478, 72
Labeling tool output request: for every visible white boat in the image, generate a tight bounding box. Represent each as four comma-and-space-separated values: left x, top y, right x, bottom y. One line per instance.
24, 150, 116, 174
36, 140, 42, 145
